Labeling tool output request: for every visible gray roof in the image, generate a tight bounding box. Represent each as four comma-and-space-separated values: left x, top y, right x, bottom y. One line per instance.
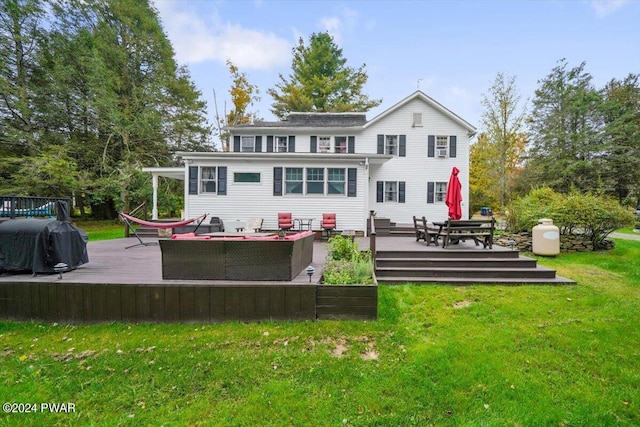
230, 112, 367, 129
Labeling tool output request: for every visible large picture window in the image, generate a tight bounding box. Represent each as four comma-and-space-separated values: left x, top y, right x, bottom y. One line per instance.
285, 168, 303, 194
327, 168, 345, 194
200, 167, 216, 193
306, 168, 324, 194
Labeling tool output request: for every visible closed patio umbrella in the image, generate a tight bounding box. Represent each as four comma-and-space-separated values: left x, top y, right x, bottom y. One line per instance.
445, 166, 462, 220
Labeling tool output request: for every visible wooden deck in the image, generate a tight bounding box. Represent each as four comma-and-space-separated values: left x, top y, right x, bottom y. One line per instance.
0, 234, 572, 323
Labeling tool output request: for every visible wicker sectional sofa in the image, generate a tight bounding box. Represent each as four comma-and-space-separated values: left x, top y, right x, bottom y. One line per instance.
159, 231, 315, 281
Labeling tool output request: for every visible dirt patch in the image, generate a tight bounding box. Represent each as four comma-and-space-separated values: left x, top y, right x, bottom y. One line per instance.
453, 300, 472, 309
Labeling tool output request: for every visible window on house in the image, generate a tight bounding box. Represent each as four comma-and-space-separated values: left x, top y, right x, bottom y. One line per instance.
241, 136, 255, 152
200, 167, 216, 193
327, 168, 345, 194
385, 181, 398, 202
306, 168, 324, 194
335, 136, 347, 154
285, 168, 303, 194
233, 172, 260, 183
436, 136, 448, 157
435, 182, 447, 202
319, 136, 331, 153
385, 135, 398, 155
413, 112, 423, 127
276, 136, 288, 152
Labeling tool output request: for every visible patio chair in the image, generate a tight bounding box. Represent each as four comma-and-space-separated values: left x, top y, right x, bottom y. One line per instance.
278, 213, 294, 234
209, 217, 225, 232
321, 213, 337, 240
421, 216, 442, 246
413, 215, 426, 242
245, 217, 263, 233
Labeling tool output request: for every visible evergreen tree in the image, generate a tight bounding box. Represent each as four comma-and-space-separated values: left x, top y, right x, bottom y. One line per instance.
268, 32, 381, 119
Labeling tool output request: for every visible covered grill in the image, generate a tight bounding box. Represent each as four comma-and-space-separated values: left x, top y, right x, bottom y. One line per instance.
0, 201, 88, 274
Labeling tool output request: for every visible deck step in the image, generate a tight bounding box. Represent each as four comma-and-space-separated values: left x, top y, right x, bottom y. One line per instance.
377, 250, 521, 259
377, 276, 575, 285
376, 266, 557, 279
376, 257, 537, 269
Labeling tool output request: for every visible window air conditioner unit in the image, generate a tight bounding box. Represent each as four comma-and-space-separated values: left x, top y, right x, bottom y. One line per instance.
436, 148, 447, 158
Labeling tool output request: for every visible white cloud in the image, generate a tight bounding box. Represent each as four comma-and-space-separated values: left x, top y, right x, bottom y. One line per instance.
319, 16, 343, 43
153, 0, 290, 70
590, 0, 629, 17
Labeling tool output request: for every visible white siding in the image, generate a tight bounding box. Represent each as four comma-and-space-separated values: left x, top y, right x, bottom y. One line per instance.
364, 98, 471, 224
184, 159, 367, 231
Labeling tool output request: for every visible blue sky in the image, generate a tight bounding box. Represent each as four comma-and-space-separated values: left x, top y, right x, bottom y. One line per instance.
153, 0, 640, 132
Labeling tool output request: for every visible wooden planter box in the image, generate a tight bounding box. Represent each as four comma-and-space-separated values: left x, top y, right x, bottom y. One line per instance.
316, 285, 378, 320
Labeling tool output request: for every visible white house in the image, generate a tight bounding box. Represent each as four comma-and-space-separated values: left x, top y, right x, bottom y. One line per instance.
144, 91, 476, 233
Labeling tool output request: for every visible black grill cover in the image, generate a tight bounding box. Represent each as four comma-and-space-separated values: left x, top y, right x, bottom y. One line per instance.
0, 201, 88, 274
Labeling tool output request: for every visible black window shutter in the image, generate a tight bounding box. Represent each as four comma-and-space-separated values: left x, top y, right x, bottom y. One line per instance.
347, 168, 357, 197
310, 136, 317, 153
233, 135, 240, 152
288, 135, 295, 152
399, 181, 406, 203
267, 135, 274, 152
427, 182, 435, 204
188, 166, 198, 195
399, 135, 406, 157
255, 136, 262, 152
273, 167, 283, 196
377, 135, 384, 154
376, 181, 384, 203
449, 136, 457, 158
348, 136, 355, 153
427, 135, 435, 157
217, 166, 227, 195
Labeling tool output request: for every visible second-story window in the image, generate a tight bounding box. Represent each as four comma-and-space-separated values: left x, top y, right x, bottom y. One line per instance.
386, 135, 398, 155
276, 136, 289, 152
319, 136, 331, 153
335, 136, 347, 154
241, 136, 255, 152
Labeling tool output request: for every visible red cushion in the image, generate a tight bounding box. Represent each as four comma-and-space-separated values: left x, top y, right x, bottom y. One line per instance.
171, 233, 211, 240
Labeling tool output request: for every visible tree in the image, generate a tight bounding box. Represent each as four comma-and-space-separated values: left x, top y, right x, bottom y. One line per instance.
268, 32, 381, 119
600, 74, 640, 204
478, 73, 527, 211
527, 59, 604, 193
214, 60, 260, 151
0, 0, 47, 157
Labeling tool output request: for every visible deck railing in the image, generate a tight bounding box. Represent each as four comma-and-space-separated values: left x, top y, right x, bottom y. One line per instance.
0, 196, 71, 219
369, 210, 377, 269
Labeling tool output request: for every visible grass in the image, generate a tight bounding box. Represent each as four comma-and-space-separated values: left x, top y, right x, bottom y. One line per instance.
1, 240, 639, 426
615, 226, 638, 235
73, 220, 124, 241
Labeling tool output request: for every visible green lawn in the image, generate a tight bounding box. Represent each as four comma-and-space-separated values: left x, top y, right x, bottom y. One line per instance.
74, 220, 124, 241
1, 240, 638, 426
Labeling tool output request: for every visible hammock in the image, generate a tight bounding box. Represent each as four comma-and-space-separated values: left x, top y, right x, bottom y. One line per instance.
119, 212, 207, 249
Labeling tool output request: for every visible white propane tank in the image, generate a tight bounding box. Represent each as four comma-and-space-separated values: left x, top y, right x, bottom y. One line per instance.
532, 218, 560, 256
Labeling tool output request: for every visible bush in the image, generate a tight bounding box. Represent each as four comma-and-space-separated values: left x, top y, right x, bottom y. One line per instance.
507, 187, 635, 250
323, 236, 374, 284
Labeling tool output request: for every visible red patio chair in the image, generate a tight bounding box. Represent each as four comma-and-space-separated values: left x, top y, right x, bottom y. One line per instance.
278, 212, 294, 234
321, 213, 336, 239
